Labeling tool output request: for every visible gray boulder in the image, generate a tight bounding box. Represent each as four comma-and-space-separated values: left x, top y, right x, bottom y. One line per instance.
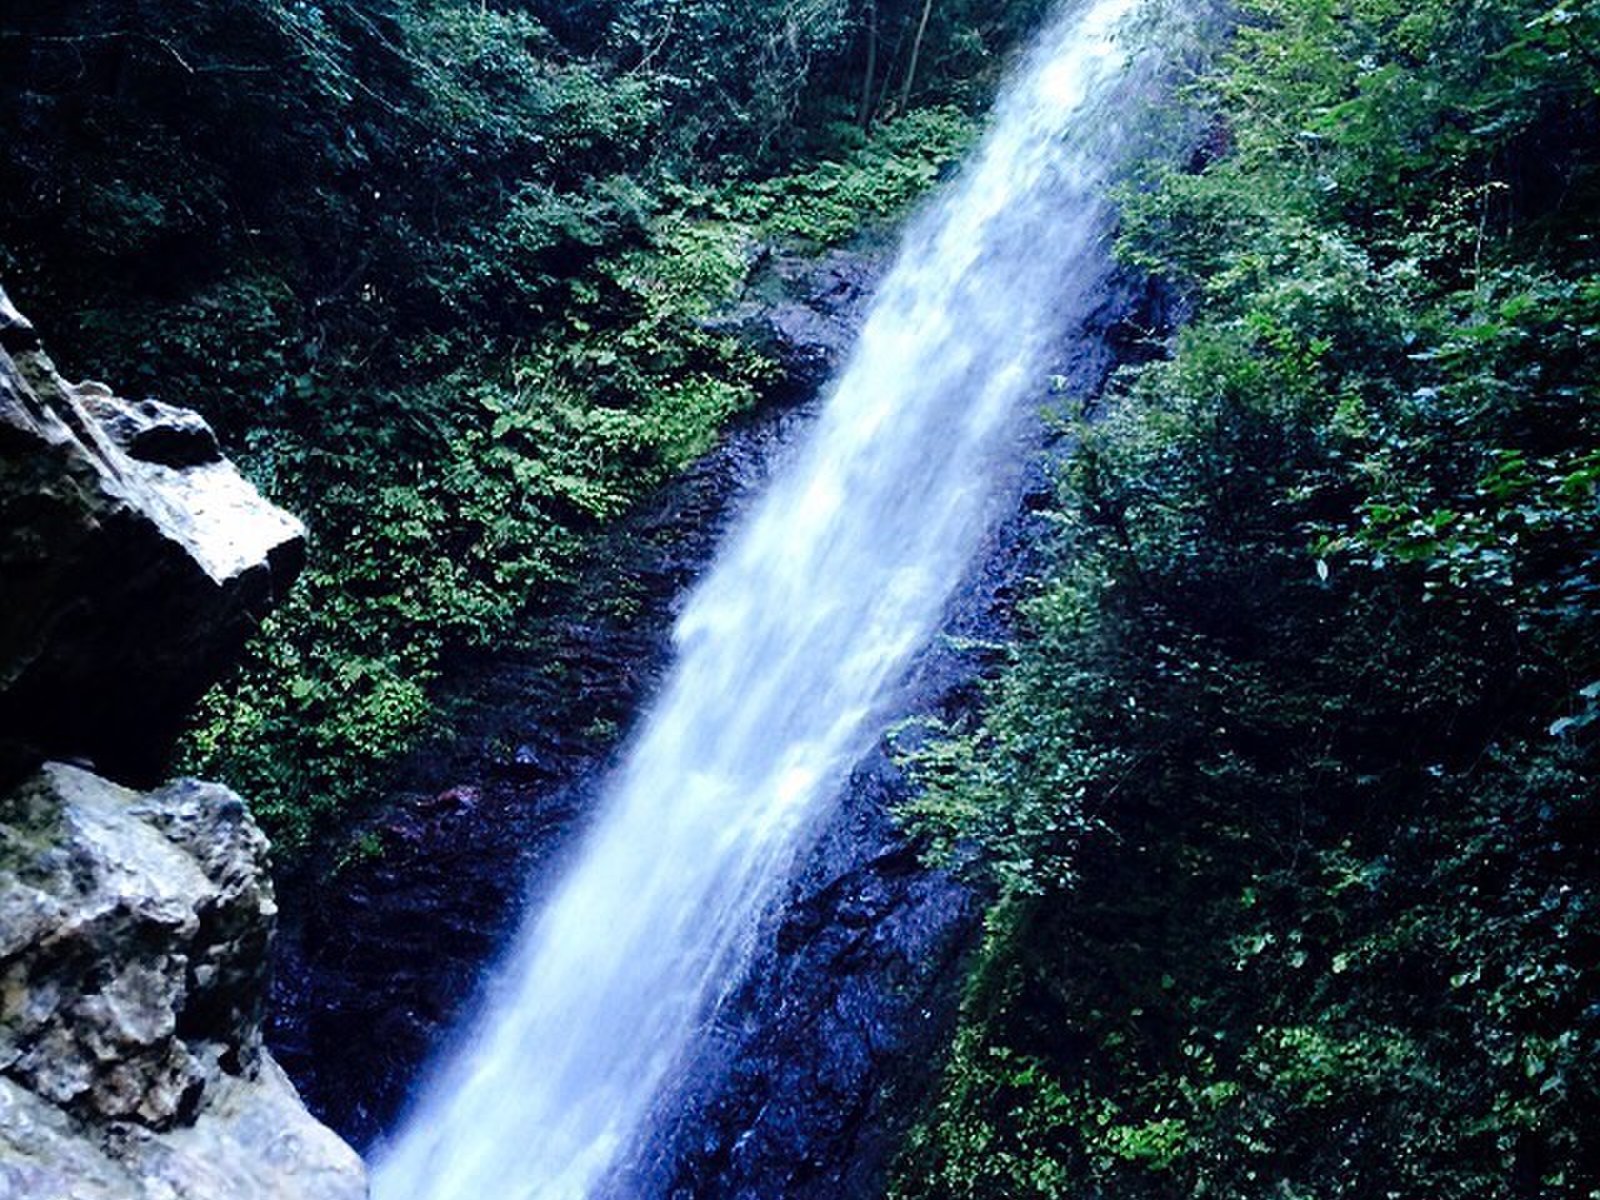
0, 763, 367, 1199
0, 287, 305, 786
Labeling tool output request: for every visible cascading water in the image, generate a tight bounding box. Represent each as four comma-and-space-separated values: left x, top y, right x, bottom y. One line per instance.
373, 2, 1170, 1196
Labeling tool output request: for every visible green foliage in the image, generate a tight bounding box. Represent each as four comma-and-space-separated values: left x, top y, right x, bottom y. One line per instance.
1, 0, 1043, 851
172, 209, 777, 845
734, 107, 978, 244
600, 0, 1049, 155
895, 1, 1600, 1196
164, 99, 987, 850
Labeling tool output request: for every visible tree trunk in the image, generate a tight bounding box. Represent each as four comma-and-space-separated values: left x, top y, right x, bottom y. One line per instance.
898, 0, 935, 114
857, 0, 879, 131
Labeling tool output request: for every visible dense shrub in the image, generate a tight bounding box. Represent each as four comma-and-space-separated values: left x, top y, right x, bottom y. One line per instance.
894, 2, 1600, 1195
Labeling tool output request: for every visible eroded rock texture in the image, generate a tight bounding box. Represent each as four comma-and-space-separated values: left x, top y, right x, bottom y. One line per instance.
0, 765, 366, 1199
0, 287, 305, 787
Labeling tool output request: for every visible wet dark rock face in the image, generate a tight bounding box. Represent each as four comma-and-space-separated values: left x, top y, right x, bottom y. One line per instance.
623, 757, 980, 1200
269, 394, 826, 1146
268, 248, 883, 1149
628, 266, 1169, 1200
271, 247, 1162, 1192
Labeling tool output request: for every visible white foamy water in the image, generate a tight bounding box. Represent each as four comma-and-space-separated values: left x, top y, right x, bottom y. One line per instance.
374, 2, 1161, 1195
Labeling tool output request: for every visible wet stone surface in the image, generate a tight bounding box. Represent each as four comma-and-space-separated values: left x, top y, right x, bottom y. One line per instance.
268, 249, 882, 1150
271, 252, 1163, 1194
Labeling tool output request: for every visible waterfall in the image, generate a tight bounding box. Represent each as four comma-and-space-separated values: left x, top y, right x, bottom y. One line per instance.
373, 2, 1165, 1196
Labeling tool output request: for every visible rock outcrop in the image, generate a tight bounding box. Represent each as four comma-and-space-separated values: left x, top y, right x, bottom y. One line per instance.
0, 287, 305, 787
0, 288, 365, 1198
710, 248, 884, 395
0, 766, 366, 1200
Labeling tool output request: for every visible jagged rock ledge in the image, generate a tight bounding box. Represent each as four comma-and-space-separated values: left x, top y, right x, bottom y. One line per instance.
0, 288, 305, 788
0, 288, 365, 1198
